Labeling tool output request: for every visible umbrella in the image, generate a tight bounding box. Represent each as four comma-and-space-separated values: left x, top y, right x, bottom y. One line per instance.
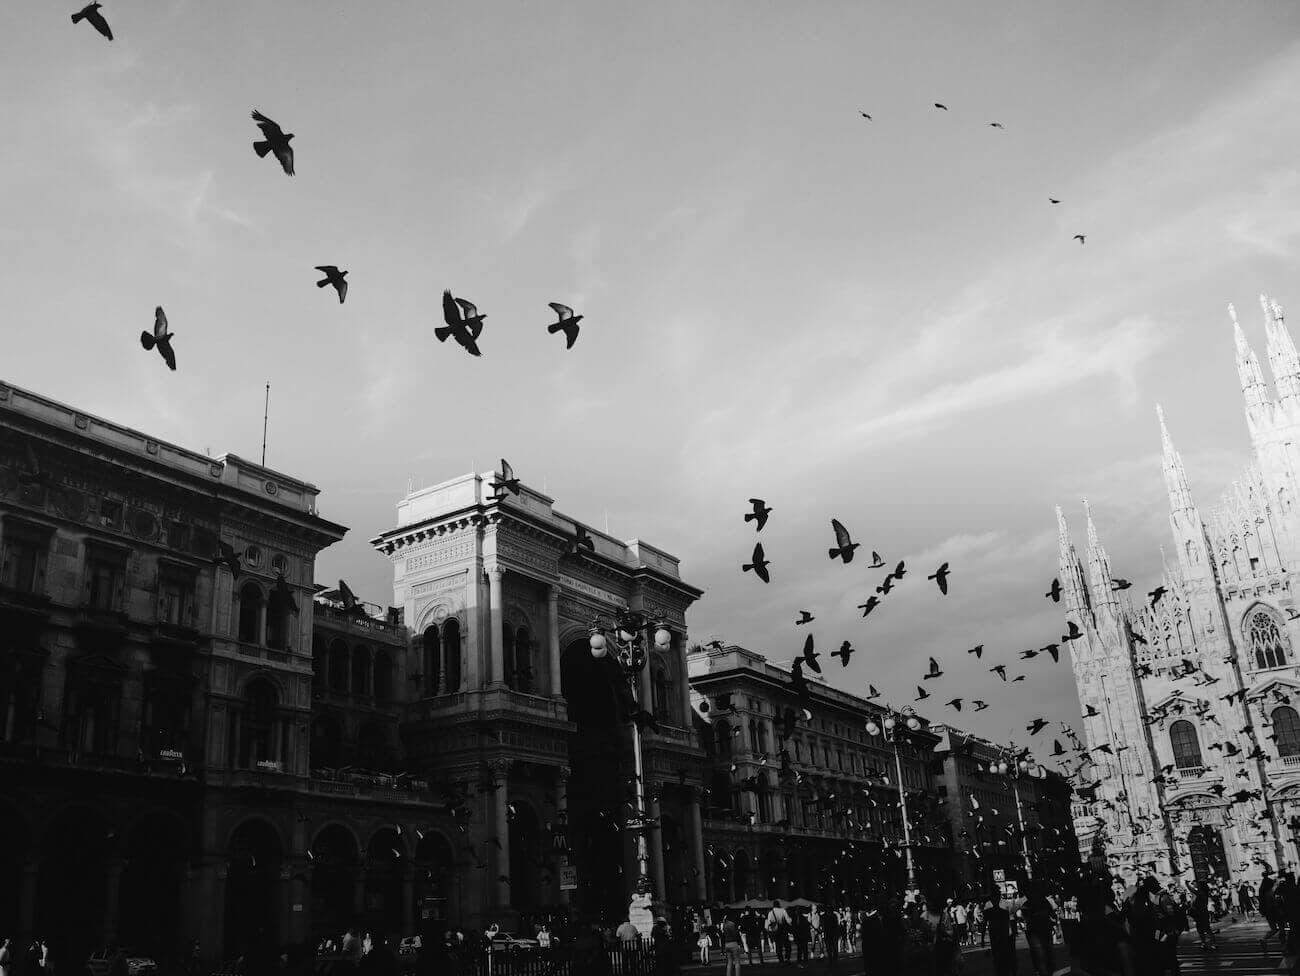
785, 897, 817, 908
725, 898, 773, 910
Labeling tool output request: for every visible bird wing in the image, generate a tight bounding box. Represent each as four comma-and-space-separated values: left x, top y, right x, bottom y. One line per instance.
753, 542, 765, 562
456, 298, 479, 319
442, 290, 462, 327
500, 458, 514, 481
155, 306, 169, 338
88, 7, 113, 38
157, 336, 177, 371
561, 322, 578, 348
251, 110, 284, 139
274, 144, 295, 176
938, 575, 948, 595
459, 331, 482, 357
466, 318, 484, 341
337, 279, 348, 303
549, 302, 573, 320
831, 518, 851, 547
315, 265, 338, 275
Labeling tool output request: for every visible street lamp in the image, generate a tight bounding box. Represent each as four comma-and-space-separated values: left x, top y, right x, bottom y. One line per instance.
995, 750, 1038, 883
588, 609, 672, 935
865, 705, 922, 896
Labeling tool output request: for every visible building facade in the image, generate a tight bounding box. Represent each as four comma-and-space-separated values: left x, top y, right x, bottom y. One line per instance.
687, 644, 959, 904
1065, 295, 1300, 889
369, 474, 709, 927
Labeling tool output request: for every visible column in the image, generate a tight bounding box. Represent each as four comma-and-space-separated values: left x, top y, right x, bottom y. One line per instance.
103, 856, 125, 944
488, 568, 505, 687
556, 767, 571, 907
465, 558, 482, 691
648, 794, 666, 905
677, 635, 693, 724
689, 789, 708, 902
547, 585, 562, 697
401, 863, 415, 937
491, 760, 512, 907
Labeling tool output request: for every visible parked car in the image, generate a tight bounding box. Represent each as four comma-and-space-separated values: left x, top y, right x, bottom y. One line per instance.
86, 948, 159, 976
489, 935, 539, 951
397, 936, 422, 956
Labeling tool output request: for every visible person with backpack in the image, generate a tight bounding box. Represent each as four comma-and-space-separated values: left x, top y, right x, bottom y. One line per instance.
791, 909, 811, 964
720, 914, 743, 976
765, 902, 791, 964
1022, 883, 1058, 976
739, 909, 763, 965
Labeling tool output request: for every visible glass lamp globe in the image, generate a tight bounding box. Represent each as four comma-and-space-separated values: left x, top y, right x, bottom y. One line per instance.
865, 720, 880, 737
884, 716, 896, 732
618, 627, 636, 644
654, 626, 672, 649
906, 716, 921, 731
589, 632, 608, 658
1020, 760, 1031, 773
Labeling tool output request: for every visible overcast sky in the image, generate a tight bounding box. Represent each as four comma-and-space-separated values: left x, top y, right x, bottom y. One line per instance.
7, 1, 1300, 753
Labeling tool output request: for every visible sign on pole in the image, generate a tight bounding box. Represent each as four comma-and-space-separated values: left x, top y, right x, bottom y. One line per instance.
560, 862, 577, 891
992, 869, 1006, 884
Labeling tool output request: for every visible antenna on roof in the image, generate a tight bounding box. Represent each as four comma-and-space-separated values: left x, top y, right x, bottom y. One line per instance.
604, 509, 610, 534
261, 382, 270, 466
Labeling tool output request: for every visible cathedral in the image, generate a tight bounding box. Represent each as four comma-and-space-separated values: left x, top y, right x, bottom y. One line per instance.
1064, 294, 1300, 890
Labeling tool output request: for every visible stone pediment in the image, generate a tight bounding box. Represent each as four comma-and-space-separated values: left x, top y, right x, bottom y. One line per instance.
1245, 674, 1300, 702
1147, 688, 1191, 713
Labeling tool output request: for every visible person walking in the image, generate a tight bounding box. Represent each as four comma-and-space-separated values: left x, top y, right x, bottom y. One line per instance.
1238, 881, 1255, 918
1023, 883, 1058, 976
652, 917, 675, 976
985, 894, 1017, 976
765, 902, 791, 965
0, 938, 11, 976
1191, 883, 1217, 950
721, 914, 743, 976
1260, 871, 1279, 936
822, 907, 840, 967
739, 910, 763, 966
792, 910, 811, 965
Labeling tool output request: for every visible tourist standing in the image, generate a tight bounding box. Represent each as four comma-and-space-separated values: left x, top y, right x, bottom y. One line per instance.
792, 909, 811, 964
822, 907, 840, 966
1238, 881, 1255, 918
739, 910, 763, 965
721, 914, 742, 976
765, 902, 791, 964
985, 895, 1017, 976
1023, 883, 1058, 976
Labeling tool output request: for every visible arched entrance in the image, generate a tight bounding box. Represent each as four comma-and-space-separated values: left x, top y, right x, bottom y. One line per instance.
119, 810, 190, 958
1188, 825, 1229, 884
310, 825, 359, 940
508, 802, 542, 910
413, 832, 455, 937
733, 849, 751, 900
363, 828, 403, 938
36, 805, 110, 966
224, 819, 282, 959
560, 637, 632, 916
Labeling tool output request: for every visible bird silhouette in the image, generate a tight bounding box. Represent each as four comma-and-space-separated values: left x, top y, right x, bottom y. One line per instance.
213, 541, 241, 577
923, 657, 943, 680
547, 303, 583, 349
745, 498, 772, 531
928, 562, 950, 595
743, 543, 770, 584
876, 576, 895, 596
1149, 586, 1167, 608
828, 519, 860, 562
1046, 578, 1062, 603
1049, 198, 1060, 205
562, 524, 596, 558
1027, 718, 1048, 735
272, 573, 298, 613
868, 551, 885, 569
800, 634, 821, 674
990, 665, 1008, 681
934, 103, 949, 111
988, 122, 1004, 129
435, 290, 483, 356
973, 700, 989, 712
946, 699, 963, 711
916, 685, 931, 701
1062, 620, 1083, 642
1111, 578, 1132, 591
966, 645, 984, 659
71, 2, 112, 39
865, 685, 881, 700
1041, 643, 1061, 663
858, 595, 880, 617
251, 110, 294, 176
140, 306, 176, 371
1012, 675, 1026, 683
860, 112, 872, 120
491, 458, 520, 499
796, 610, 814, 625
832, 641, 854, 667
1073, 234, 1086, 244
315, 266, 348, 303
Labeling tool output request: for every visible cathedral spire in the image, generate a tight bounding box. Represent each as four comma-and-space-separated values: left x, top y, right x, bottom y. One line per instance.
1233, 303, 1272, 412
1157, 404, 1196, 513
1056, 505, 1091, 621
1083, 498, 1118, 610
1262, 293, 1300, 404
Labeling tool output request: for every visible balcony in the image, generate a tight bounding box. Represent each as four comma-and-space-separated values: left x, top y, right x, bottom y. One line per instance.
152, 620, 202, 649
307, 767, 434, 803
74, 606, 131, 639
1174, 765, 1206, 779
314, 603, 402, 637
1280, 755, 1300, 769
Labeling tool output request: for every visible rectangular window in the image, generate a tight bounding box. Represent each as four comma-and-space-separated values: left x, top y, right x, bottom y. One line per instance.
167, 521, 192, 551
84, 544, 127, 612
158, 565, 196, 627
98, 498, 122, 529
1, 529, 46, 593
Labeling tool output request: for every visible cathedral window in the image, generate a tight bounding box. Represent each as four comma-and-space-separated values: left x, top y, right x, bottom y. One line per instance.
422, 626, 441, 696
1169, 720, 1203, 771
1273, 706, 1300, 758
1248, 609, 1289, 670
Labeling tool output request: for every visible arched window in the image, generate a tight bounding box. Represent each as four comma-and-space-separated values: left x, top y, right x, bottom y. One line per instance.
716, 721, 731, 760
237, 583, 263, 644
266, 585, 294, 651
514, 626, 533, 693
1169, 720, 1203, 771
328, 640, 348, 692
1249, 609, 1289, 669
311, 714, 342, 768
443, 619, 462, 693
652, 666, 672, 722
749, 720, 761, 753
351, 647, 369, 696
422, 626, 441, 697
357, 723, 386, 769
502, 626, 516, 689
373, 650, 392, 701
1273, 705, 1300, 758
238, 680, 279, 768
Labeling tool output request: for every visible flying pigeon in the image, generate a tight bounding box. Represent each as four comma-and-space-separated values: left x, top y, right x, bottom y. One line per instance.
832, 641, 854, 667
1049, 198, 1060, 204
1073, 234, 1086, 244
315, 266, 348, 303
1027, 718, 1048, 735
860, 112, 872, 120
988, 122, 1004, 129
1041, 643, 1061, 663
928, 562, 950, 595
547, 303, 583, 349
828, 519, 860, 563
251, 110, 294, 176
800, 634, 821, 674
745, 498, 772, 531
924, 657, 943, 680
891, 560, 907, 579
1046, 578, 1062, 603
865, 685, 881, 700
972, 700, 989, 711
858, 596, 880, 618
562, 524, 596, 558
876, 576, 895, 596
435, 290, 484, 356
213, 541, 242, 577
916, 685, 930, 701
71, 2, 112, 39
140, 306, 176, 370
966, 645, 984, 658
946, 699, 963, 712
743, 543, 770, 584
796, 610, 814, 625
491, 458, 520, 499
934, 103, 948, 111
1063, 620, 1083, 642
1012, 675, 1026, 683
1149, 586, 1167, 608
868, 551, 885, 568
1111, 578, 1132, 591
990, 665, 1008, 681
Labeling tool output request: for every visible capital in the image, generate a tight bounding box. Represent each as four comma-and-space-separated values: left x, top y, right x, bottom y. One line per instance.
489, 758, 513, 782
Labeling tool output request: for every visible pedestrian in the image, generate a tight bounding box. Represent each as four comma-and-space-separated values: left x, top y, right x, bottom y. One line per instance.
1238, 881, 1255, 918
792, 909, 811, 965
721, 913, 742, 976
697, 922, 711, 965
822, 907, 840, 967
1023, 882, 1058, 976
951, 900, 968, 948
879, 898, 907, 976
1260, 870, 1278, 936
1191, 882, 1217, 950
985, 893, 1017, 976
739, 909, 763, 965
764, 902, 791, 964
652, 917, 674, 976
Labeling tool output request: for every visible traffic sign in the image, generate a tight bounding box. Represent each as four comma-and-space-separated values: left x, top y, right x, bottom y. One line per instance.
560, 862, 577, 891
992, 869, 1005, 883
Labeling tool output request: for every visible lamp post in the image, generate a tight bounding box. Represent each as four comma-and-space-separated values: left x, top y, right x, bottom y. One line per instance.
589, 609, 673, 936
993, 751, 1038, 883
865, 705, 922, 897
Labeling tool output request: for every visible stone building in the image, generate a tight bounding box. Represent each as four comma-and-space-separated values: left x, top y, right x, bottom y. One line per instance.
686, 644, 958, 903
1064, 295, 1300, 888
369, 473, 709, 927
929, 726, 1078, 895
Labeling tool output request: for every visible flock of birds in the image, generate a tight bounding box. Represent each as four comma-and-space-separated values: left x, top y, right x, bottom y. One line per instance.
68, 5, 588, 372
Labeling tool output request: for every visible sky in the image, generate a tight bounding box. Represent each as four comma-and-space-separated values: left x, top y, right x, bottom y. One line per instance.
6, 1, 1300, 753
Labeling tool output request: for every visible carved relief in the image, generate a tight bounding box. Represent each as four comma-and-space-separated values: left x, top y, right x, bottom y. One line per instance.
410, 572, 468, 597
496, 540, 558, 577
405, 538, 477, 575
